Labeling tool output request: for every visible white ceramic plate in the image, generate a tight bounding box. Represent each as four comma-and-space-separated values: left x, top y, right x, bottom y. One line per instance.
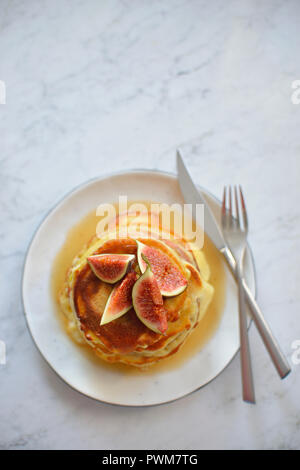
22, 170, 256, 406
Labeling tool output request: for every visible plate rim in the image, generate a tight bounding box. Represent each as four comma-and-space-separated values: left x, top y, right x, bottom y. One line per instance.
21, 168, 257, 407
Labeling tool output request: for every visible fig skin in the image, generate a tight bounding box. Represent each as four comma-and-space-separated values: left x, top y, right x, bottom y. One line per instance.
100, 270, 138, 326
132, 256, 168, 335
136, 240, 187, 297
87, 253, 135, 284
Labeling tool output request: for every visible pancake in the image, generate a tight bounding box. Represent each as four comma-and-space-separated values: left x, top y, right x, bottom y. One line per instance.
59, 210, 214, 368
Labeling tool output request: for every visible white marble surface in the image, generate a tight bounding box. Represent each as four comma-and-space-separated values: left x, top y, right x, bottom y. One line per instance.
1, 0, 300, 450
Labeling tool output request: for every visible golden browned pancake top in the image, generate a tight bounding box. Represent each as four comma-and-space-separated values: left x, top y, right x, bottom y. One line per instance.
73, 238, 190, 354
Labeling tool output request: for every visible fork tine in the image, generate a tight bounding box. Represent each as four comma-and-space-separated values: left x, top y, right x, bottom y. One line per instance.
228, 186, 233, 227
222, 186, 227, 227
239, 185, 248, 231
234, 185, 240, 228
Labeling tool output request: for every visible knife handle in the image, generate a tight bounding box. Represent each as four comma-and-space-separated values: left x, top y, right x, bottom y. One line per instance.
221, 246, 291, 379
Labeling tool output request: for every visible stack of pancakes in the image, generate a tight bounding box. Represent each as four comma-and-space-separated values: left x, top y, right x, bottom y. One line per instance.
59, 211, 214, 367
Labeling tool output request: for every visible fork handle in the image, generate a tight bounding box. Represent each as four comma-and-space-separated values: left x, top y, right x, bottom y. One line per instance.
221, 246, 291, 379
237, 262, 255, 403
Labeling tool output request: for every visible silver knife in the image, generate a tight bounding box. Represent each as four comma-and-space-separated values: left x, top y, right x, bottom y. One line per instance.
177, 149, 291, 379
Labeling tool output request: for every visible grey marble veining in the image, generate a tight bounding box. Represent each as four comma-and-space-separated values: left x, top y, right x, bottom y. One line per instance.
1, 0, 300, 450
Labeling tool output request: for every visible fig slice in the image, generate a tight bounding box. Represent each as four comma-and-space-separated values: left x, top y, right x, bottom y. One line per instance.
136, 240, 187, 297
100, 270, 138, 325
87, 254, 135, 284
132, 255, 168, 335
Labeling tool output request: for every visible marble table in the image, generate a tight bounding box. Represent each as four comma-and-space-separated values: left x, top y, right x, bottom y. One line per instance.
1, 0, 300, 450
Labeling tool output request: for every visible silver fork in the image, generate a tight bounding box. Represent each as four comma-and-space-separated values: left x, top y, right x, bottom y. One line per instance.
221, 186, 255, 404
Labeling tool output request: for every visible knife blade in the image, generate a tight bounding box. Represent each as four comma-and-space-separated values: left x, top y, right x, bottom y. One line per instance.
177, 150, 226, 251
176, 149, 291, 380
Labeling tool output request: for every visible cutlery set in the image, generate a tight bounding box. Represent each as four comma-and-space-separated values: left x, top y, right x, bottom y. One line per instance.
177, 150, 291, 403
